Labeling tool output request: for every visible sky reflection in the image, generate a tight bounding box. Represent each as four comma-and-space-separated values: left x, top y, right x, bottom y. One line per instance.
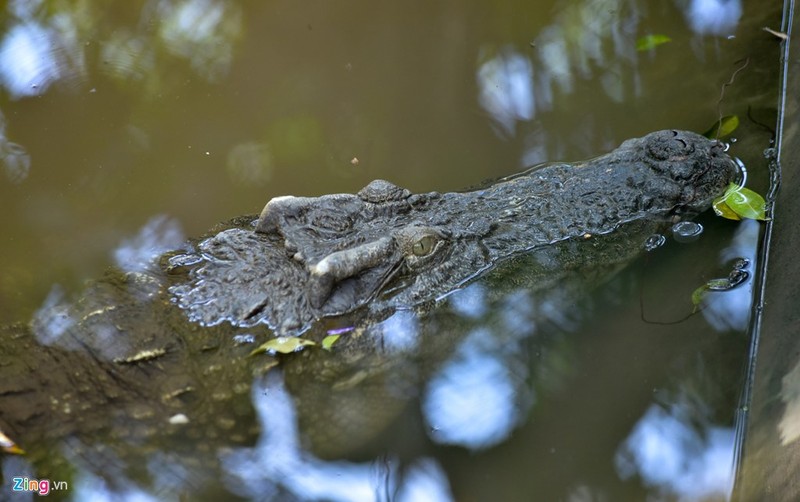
475, 0, 639, 147
375, 310, 421, 353
477, 48, 534, 136
685, 0, 742, 36
156, 0, 241, 82
421, 283, 547, 450
113, 215, 185, 274
222, 373, 455, 502
0, 22, 63, 98
701, 219, 759, 332
0, 0, 242, 101
615, 402, 734, 500
423, 328, 524, 449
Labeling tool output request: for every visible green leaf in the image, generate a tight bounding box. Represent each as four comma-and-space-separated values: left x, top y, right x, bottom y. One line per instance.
636, 34, 672, 51
703, 115, 739, 139
691, 284, 708, 313
713, 183, 767, 221
713, 199, 742, 221
691, 278, 737, 312
726, 186, 767, 220
321, 334, 341, 350
250, 336, 316, 356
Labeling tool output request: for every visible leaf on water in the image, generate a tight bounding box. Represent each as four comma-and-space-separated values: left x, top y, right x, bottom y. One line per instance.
636, 34, 672, 51
713, 183, 767, 221
703, 115, 739, 139
691, 284, 708, 313
713, 199, 742, 220
727, 186, 767, 220
706, 278, 736, 291
250, 336, 316, 356
321, 334, 341, 350
691, 278, 735, 312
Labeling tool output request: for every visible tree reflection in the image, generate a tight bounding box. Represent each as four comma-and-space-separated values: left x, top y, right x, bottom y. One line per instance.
0, 0, 243, 99
475, 0, 641, 150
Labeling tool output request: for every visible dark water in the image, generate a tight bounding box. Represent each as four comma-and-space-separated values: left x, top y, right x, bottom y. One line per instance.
0, 0, 783, 500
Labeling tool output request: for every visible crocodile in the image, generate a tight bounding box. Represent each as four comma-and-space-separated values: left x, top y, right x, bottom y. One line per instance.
0, 130, 736, 487
170, 129, 736, 335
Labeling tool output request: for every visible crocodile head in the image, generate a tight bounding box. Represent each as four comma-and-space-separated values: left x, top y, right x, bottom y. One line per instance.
169, 130, 737, 334
615, 129, 738, 213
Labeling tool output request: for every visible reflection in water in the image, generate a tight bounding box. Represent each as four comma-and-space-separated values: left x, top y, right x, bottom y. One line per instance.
30, 214, 185, 354
475, 0, 639, 162
0, 139, 31, 184
0, 110, 31, 183
532, 0, 638, 103
477, 48, 534, 136
226, 141, 274, 186
101, 31, 156, 86
69, 470, 159, 502
0, 0, 243, 100
113, 215, 185, 274
448, 283, 488, 319
615, 402, 734, 500
155, 0, 242, 81
423, 328, 525, 449
684, 0, 742, 36
394, 458, 453, 502
422, 285, 550, 449
222, 374, 454, 502
31, 285, 75, 347
378, 310, 421, 353
0, 22, 64, 98
702, 219, 759, 332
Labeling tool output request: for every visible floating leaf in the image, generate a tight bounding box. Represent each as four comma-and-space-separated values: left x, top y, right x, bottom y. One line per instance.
691, 284, 708, 313
703, 115, 739, 139
713, 198, 742, 220
713, 183, 767, 221
636, 34, 672, 51
726, 187, 767, 220
250, 336, 316, 356
322, 334, 341, 350
691, 279, 734, 312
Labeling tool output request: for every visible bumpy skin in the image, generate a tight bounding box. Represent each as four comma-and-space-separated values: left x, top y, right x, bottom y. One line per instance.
0, 130, 736, 465
171, 130, 736, 334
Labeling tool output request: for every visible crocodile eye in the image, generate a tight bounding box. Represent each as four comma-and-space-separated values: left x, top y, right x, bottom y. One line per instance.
412, 234, 437, 256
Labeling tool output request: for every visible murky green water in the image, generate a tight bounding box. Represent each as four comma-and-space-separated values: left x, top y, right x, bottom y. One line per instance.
0, 0, 784, 500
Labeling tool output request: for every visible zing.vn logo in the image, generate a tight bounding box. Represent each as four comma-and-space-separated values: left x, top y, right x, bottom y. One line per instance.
12, 477, 68, 496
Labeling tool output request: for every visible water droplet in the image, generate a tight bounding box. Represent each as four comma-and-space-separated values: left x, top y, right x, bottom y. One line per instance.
672, 221, 704, 243
644, 234, 666, 251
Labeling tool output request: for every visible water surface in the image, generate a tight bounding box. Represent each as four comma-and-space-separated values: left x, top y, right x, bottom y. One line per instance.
0, 0, 783, 500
